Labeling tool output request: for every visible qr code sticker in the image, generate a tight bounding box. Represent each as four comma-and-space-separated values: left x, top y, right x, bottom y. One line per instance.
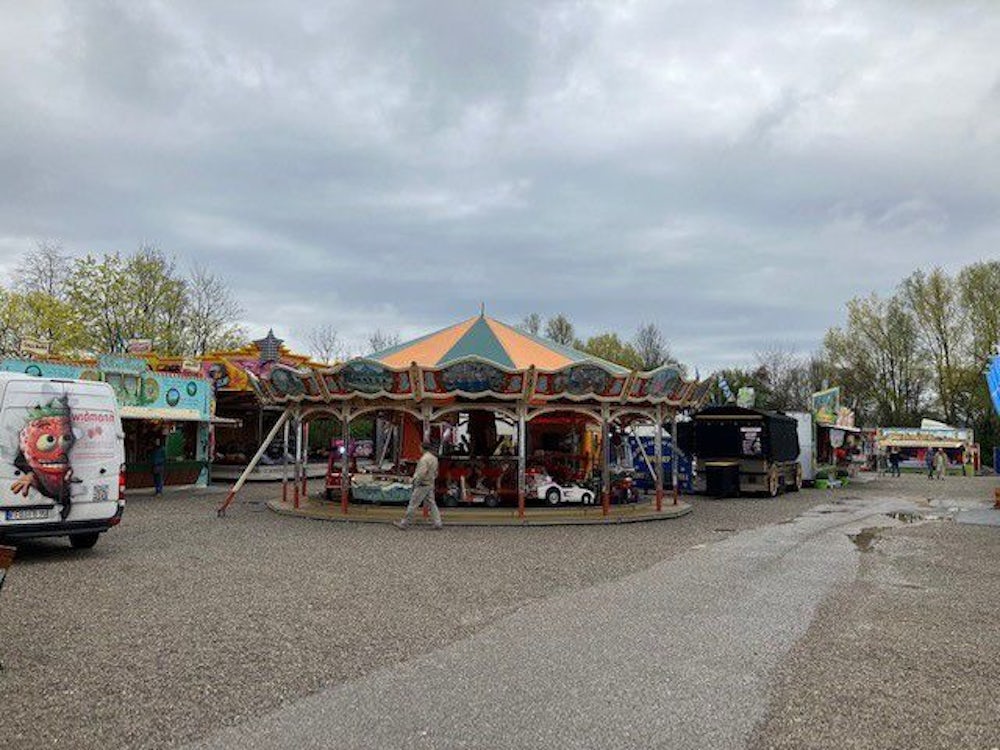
93, 484, 109, 502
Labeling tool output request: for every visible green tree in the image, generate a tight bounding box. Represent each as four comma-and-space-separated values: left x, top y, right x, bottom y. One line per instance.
823, 293, 927, 426
65, 247, 189, 354
901, 268, 966, 424
580, 332, 643, 370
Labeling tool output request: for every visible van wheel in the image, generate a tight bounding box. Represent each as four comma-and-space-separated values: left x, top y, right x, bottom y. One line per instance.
70, 532, 100, 550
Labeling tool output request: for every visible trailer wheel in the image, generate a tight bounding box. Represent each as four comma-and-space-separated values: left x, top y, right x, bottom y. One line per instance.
545, 487, 561, 506
767, 469, 780, 498
790, 465, 803, 492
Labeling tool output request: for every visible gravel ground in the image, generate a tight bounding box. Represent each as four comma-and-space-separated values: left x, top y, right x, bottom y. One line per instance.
750, 475, 1000, 749
1, 475, 996, 749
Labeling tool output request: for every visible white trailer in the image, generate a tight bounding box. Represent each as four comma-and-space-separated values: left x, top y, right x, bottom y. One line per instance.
787, 411, 816, 484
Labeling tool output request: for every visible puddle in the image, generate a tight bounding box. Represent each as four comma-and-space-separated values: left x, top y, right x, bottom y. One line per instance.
886, 511, 922, 523
848, 527, 882, 552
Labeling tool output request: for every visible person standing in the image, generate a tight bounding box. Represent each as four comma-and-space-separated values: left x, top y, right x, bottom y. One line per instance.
395, 441, 442, 530
934, 447, 948, 480
925, 448, 935, 480
888, 446, 901, 477
151, 439, 166, 495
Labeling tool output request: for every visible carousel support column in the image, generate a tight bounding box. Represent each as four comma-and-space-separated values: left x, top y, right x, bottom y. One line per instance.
421, 406, 431, 520
517, 407, 526, 520
217, 408, 291, 517
281, 418, 290, 504
671, 411, 680, 505
293, 411, 302, 509
601, 404, 611, 516
654, 405, 664, 512
340, 406, 351, 515
301, 420, 309, 497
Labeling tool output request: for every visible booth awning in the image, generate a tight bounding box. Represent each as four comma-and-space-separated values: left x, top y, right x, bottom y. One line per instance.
816, 422, 862, 434
120, 406, 207, 422
878, 438, 965, 449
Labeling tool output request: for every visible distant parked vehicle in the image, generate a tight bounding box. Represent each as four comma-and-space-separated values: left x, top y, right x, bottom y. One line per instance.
686, 405, 801, 498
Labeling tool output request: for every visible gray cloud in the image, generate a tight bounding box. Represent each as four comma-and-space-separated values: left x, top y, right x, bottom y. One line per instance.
0, 0, 998, 370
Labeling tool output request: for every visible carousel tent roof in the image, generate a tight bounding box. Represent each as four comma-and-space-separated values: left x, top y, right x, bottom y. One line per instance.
367, 314, 630, 374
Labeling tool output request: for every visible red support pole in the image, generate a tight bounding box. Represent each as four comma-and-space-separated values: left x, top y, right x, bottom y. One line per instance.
655, 405, 664, 513
340, 410, 350, 515
601, 409, 610, 516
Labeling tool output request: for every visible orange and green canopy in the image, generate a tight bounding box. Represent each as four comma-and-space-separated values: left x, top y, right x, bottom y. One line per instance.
368, 315, 629, 374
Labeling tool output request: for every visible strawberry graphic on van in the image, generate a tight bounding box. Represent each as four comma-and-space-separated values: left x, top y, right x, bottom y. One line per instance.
10, 398, 76, 519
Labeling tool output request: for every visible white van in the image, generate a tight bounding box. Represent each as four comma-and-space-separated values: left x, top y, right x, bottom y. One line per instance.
0, 372, 125, 549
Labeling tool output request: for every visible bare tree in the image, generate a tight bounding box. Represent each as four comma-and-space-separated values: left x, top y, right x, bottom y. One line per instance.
521, 312, 542, 336
306, 323, 342, 364
185, 262, 245, 355
544, 314, 575, 346
633, 322, 674, 370
367, 329, 401, 355
754, 344, 812, 411
18, 240, 70, 299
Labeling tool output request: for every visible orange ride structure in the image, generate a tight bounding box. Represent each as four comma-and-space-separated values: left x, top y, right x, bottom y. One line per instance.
218, 313, 712, 519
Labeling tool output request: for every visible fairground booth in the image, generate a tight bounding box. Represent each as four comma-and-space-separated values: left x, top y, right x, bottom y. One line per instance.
876, 420, 979, 475
153, 331, 329, 482
0, 355, 214, 488
219, 314, 711, 518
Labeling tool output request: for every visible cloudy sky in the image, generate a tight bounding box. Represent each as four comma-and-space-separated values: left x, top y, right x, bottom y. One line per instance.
1, 0, 997, 371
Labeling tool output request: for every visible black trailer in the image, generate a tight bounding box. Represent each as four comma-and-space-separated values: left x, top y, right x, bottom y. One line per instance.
686, 406, 802, 497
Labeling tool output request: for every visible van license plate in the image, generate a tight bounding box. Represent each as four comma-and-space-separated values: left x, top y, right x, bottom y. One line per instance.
5, 508, 49, 521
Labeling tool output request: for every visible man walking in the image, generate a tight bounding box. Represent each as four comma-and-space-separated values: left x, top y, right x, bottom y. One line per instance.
395, 441, 443, 530
934, 447, 948, 480
925, 448, 935, 480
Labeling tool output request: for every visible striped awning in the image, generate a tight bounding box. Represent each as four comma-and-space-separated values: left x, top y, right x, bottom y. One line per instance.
368, 315, 629, 374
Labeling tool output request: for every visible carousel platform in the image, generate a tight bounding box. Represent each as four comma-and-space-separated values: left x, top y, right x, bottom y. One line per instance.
211, 461, 328, 482
265, 494, 692, 526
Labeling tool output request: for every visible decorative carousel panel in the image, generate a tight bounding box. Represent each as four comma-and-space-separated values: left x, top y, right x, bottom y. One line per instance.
267, 364, 308, 399
423, 361, 523, 397
630, 367, 682, 401
341, 361, 397, 395
688, 379, 714, 408
535, 364, 627, 400
321, 371, 349, 397
666, 380, 697, 403
300, 371, 325, 399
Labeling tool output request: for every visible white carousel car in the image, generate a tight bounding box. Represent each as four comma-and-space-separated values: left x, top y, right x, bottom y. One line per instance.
527, 472, 596, 506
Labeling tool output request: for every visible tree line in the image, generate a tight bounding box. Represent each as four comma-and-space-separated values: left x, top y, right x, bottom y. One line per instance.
520, 312, 683, 372
717, 260, 1000, 462
0, 242, 245, 357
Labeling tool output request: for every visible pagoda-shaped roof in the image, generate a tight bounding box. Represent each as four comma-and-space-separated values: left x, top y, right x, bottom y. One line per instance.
367, 314, 629, 375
